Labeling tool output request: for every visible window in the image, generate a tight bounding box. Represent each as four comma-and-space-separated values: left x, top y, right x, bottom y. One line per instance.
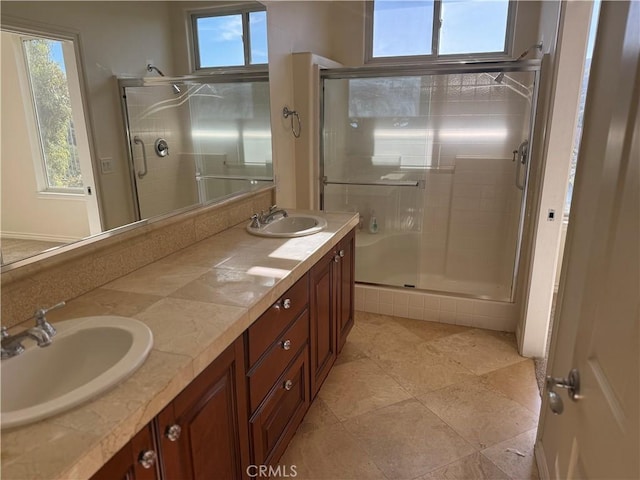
367, 0, 513, 62
192, 7, 268, 69
23, 37, 82, 192
565, 0, 601, 216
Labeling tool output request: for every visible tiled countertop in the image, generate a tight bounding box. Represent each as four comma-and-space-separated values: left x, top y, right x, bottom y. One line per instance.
1, 211, 358, 480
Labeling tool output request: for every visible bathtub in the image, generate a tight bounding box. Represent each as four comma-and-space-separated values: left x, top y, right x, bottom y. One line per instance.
354, 230, 518, 332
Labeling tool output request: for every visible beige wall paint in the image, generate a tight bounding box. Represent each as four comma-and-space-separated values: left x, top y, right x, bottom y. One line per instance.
2, 1, 176, 230
263, 0, 338, 208
1, 32, 90, 242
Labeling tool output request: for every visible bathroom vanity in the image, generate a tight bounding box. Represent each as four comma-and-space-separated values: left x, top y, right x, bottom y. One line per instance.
1, 202, 357, 480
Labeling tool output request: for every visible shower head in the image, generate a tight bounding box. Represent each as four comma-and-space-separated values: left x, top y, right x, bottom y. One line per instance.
146, 64, 165, 77
494, 72, 505, 84
515, 42, 543, 61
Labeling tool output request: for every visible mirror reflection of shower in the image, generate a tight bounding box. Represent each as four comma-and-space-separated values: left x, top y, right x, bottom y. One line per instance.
146, 63, 181, 94
120, 75, 273, 221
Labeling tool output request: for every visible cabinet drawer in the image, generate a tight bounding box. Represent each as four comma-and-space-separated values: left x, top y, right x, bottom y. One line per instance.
248, 273, 309, 367
247, 309, 309, 412
249, 346, 310, 466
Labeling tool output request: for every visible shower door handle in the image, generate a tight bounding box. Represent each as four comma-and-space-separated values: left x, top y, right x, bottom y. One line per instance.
514, 140, 529, 190
133, 136, 148, 179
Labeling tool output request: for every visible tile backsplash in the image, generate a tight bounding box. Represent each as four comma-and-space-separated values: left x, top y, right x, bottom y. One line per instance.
1, 188, 274, 329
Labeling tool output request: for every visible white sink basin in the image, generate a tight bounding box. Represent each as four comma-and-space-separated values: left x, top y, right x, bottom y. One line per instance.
1, 316, 153, 430
247, 214, 328, 238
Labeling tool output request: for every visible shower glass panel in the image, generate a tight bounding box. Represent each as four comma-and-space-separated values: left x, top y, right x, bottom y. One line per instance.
121, 78, 272, 220
322, 68, 537, 301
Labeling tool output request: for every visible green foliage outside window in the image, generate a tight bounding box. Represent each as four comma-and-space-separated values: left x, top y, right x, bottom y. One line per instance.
24, 39, 82, 190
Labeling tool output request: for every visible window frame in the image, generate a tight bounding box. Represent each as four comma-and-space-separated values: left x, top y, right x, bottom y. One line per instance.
20, 35, 84, 194
190, 4, 268, 72
364, 0, 516, 64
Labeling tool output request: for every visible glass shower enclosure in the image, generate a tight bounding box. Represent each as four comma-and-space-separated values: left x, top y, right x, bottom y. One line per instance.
321, 62, 540, 301
119, 73, 273, 221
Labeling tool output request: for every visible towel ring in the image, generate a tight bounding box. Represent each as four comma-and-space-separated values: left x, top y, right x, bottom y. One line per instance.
283, 107, 301, 138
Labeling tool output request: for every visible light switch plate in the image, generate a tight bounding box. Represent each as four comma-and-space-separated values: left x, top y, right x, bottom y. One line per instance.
100, 157, 114, 174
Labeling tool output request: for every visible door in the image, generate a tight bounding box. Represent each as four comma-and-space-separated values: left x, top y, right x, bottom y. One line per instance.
90, 424, 160, 480
62, 39, 102, 235
537, 2, 639, 479
309, 248, 337, 398
157, 338, 250, 480
337, 229, 355, 353
321, 67, 539, 302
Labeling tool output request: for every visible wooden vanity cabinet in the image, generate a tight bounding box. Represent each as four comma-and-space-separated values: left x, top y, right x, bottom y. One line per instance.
155, 337, 250, 480
91, 423, 160, 480
309, 248, 338, 398
92, 228, 356, 480
310, 228, 356, 398
336, 229, 355, 353
245, 274, 311, 466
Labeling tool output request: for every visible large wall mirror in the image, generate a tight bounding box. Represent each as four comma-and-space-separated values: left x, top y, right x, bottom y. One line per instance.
1, 1, 273, 267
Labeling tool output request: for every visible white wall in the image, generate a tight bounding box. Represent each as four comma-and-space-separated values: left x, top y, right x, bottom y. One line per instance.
1, 1, 176, 230
517, 1, 593, 358
1, 32, 90, 242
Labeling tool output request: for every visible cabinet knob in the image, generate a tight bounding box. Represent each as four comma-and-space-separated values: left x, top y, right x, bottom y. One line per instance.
281, 339, 292, 351
339, 249, 345, 258
138, 449, 157, 469
165, 424, 182, 442
333, 254, 340, 263
274, 298, 292, 310
283, 379, 293, 391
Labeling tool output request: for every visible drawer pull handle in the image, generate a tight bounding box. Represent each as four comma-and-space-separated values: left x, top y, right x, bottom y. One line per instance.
274, 298, 292, 310
284, 379, 293, 391
165, 424, 182, 442
282, 339, 292, 350
339, 249, 345, 258
138, 449, 157, 469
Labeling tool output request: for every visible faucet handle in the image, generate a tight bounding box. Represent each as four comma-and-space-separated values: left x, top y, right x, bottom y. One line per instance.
33, 301, 65, 337
269, 205, 278, 212
1, 326, 9, 339
250, 214, 262, 228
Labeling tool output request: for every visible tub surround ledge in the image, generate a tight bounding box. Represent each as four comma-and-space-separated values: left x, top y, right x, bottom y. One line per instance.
1, 210, 359, 480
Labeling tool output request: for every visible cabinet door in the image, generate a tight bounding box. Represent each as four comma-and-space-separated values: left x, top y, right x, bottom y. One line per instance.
249, 347, 310, 466
337, 229, 355, 353
157, 338, 250, 480
309, 248, 337, 398
91, 424, 160, 480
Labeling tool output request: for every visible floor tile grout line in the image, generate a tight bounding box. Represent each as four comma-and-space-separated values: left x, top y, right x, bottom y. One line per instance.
291, 313, 540, 479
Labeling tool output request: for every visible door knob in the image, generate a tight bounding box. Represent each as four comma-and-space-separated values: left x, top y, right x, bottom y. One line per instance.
546, 368, 581, 415
547, 389, 564, 415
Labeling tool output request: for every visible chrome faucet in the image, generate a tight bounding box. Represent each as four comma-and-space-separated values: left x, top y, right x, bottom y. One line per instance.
260, 206, 288, 224
33, 301, 65, 338
0, 301, 64, 359
250, 205, 289, 228
1, 326, 51, 359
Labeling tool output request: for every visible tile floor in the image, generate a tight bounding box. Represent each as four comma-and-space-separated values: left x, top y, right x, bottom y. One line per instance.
280, 311, 542, 479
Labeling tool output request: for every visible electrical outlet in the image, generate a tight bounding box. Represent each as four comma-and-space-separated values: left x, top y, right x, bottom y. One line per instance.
100, 157, 114, 174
